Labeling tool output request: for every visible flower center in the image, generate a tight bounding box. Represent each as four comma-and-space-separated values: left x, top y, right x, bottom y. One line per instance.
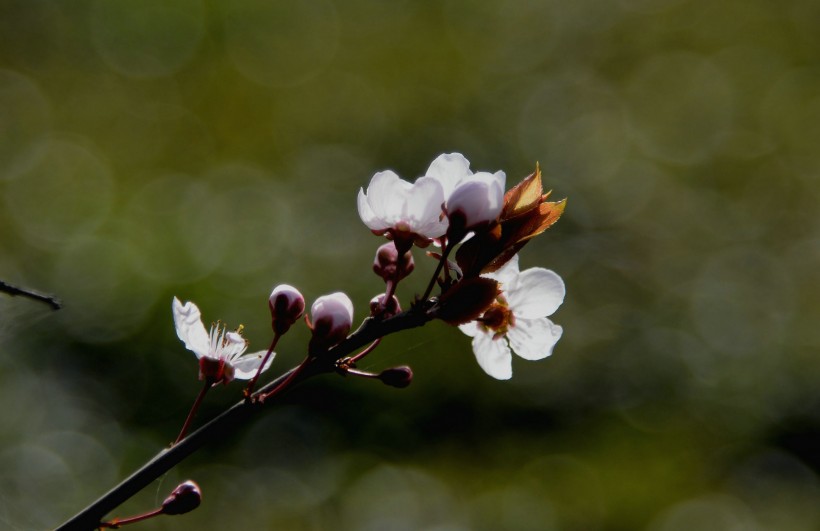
478, 297, 515, 339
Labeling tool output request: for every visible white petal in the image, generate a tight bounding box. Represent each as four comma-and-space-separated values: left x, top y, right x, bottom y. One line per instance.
172, 297, 211, 359
357, 188, 385, 231
231, 350, 275, 380
472, 332, 513, 380
404, 176, 447, 238
425, 153, 473, 198
485, 253, 520, 289
507, 268, 565, 318
507, 317, 562, 361
458, 320, 481, 337
365, 170, 405, 221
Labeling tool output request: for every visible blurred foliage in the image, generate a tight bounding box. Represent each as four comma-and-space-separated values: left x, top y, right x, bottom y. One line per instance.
1, 0, 819, 529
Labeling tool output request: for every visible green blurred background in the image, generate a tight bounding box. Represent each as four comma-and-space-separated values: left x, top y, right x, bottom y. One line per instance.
1, 0, 819, 529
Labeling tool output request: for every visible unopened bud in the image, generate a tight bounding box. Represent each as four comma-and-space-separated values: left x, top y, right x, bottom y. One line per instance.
370, 294, 401, 318
309, 292, 354, 351
373, 241, 415, 283
269, 284, 305, 335
378, 366, 413, 388
162, 480, 202, 516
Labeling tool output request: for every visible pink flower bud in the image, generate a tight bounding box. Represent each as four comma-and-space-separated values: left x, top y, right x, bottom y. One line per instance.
370, 293, 401, 318
378, 366, 413, 388
373, 242, 415, 283
309, 292, 354, 351
269, 284, 305, 335
161, 480, 202, 515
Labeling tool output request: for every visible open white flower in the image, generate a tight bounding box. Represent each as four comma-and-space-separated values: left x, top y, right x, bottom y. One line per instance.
458, 255, 564, 380
357, 170, 447, 240
173, 297, 273, 384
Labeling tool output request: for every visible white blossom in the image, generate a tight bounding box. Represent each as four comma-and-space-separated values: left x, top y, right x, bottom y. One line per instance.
357, 170, 447, 240
458, 255, 564, 380
172, 297, 273, 383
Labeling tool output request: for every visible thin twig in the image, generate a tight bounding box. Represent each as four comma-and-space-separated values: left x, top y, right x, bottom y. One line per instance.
0, 280, 61, 310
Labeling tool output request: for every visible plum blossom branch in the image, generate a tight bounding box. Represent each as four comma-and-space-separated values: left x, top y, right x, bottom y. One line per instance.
56, 152, 566, 530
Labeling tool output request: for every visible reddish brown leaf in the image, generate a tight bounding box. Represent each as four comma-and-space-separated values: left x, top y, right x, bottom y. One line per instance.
501, 164, 543, 220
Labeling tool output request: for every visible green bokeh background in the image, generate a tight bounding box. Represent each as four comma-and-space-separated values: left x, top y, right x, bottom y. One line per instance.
2, 0, 819, 529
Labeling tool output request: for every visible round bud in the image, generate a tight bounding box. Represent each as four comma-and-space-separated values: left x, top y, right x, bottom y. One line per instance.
162, 480, 202, 515
370, 294, 401, 318
378, 366, 413, 388
373, 242, 415, 283
309, 292, 354, 351
269, 284, 305, 335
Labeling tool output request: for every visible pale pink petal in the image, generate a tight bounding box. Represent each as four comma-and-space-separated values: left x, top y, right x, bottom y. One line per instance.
425, 153, 473, 198
311, 292, 354, 330
507, 317, 562, 361
507, 268, 565, 318
172, 297, 211, 359
231, 350, 275, 380
472, 332, 513, 380
446, 172, 506, 229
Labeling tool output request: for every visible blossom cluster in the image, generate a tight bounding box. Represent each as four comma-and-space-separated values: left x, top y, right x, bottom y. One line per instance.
82, 153, 567, 529
357, 153, 566, 379
172, 153, 566, 389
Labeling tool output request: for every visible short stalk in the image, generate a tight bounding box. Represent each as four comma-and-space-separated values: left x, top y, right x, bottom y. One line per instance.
348, 338, 381, 364
259, 356, 312, 402
420, 241, 454, 302
174, 381, 212, 445
343, 367, 380, 380
245, 334, 280, 397
98, 508, 163, 528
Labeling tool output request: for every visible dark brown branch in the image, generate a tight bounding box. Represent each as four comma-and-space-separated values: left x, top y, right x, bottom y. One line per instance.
0, 279, 61, 310
55, 308, 432, 531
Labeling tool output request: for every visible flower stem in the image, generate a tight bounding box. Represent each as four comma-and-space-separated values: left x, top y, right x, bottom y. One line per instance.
259, 356, 311, 402
420, 241, 454, 302
98, 508, 163, 528
174, 381, 211, 445
348, 338, 381, 364
244, 334, 280, 397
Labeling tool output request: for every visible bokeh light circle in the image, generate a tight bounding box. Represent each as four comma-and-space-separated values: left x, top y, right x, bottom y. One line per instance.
223, 0, 340, 87
626, 52, 734, 164
89, 0, 205, 78
0, 69, 50, 181
4, 137, 114, 249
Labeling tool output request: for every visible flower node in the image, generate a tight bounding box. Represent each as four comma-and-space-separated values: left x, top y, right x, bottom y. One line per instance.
373, 241, 415, 283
